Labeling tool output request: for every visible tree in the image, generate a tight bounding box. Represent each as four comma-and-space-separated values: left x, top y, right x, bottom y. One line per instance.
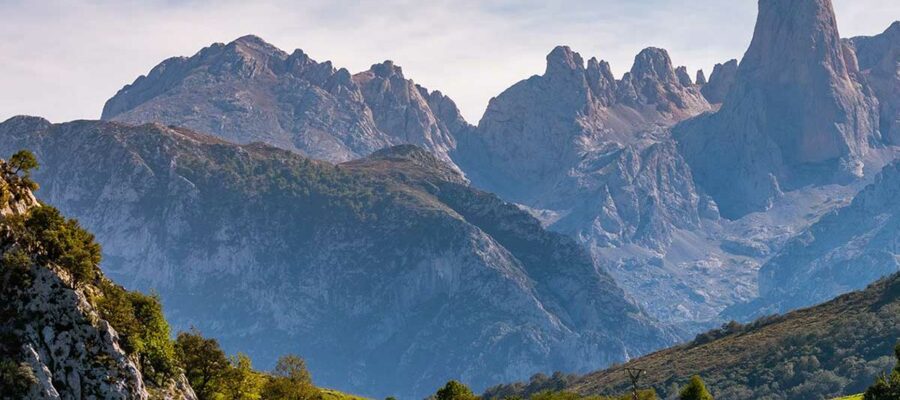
435, 380, 478, 400
864, 344, 900, 400
679, 376, 714, 400
175, 328, 229, 400
9, 150, 38, 176
221, 353, 264, 400
6, 150, 39, 193
261, 354, 320, 400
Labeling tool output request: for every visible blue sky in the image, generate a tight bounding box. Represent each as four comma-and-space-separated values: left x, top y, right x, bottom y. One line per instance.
1, 0, 897, 123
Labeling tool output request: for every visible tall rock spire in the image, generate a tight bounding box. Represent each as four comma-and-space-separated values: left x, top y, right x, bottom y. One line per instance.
676, 0, 879, 218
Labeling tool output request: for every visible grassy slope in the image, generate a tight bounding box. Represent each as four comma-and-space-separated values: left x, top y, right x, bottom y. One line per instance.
564, 274, 900, 399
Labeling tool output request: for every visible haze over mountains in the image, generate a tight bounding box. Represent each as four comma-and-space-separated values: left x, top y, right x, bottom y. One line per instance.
0, 117, 672, 397
1, 0, 898, 398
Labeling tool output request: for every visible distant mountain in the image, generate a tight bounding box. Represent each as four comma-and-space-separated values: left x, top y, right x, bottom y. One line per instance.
0, 116, 672, 399
102, 35, 470, 166
488, 273, 900, 400
0, 155, 195, 399
94, 0, 900, 339
676, 0, 881, 219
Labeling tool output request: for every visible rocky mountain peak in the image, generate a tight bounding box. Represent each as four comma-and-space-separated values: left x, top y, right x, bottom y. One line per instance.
675, 0, 880, 218
546, 45, 586, 75
630, 47, 677, 84
370, 60, 404, 79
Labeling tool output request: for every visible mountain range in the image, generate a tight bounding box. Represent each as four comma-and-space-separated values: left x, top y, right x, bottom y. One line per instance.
1, 0, 898, 397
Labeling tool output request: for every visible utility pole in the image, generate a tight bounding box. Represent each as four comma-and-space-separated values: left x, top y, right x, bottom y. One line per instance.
624, 367, 645, 400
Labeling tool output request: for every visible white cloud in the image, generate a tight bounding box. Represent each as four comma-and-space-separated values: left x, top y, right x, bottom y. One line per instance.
0, 0, 896, 124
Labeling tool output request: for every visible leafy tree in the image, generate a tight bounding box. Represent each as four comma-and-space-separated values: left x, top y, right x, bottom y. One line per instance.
261, 354, 320, 400
3, 150, 39, 194
175, 328, 229, 400
9, 150, 38, 176
679, 376, 714, 400
435, 380, 478, 400
221, 353, 264, 400
864, 344, 900, 400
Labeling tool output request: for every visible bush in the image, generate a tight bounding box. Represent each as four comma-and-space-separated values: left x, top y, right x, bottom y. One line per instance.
679, 376, 714, 400
0, 359, 36, 397
23, 206, 101, 285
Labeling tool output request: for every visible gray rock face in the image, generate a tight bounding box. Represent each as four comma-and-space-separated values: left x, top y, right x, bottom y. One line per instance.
700, 59, 738, 104
852, 22, 900, 144
102, 35, 470, 165
352, 61, 462, 167
457, 45, 710, 202
453, 46, 752, 327
676, 0, 880, 219
0, 117, 673, 399
736, 161, 900, 319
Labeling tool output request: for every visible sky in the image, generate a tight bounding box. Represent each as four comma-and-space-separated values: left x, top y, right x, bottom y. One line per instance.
0, 0, 897, 124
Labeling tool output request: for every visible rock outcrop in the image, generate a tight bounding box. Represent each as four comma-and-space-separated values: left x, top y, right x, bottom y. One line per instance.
851, 22, 900, 144
0, 117, 673, 399
695, 69, 707, 85
676, 0, 880, 219
102, 35, 470, 165
700, 59, 738, 104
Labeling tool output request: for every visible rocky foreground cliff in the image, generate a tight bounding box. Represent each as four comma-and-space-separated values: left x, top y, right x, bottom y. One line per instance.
0, 117, 674, 398
0, 154, 195, 399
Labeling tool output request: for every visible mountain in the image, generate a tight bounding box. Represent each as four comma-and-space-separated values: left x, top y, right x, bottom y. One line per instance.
851, 21, 900, 144
725, 160, 900, 320
487, 273, 900, 400
456, 44, 710, 199
0, 116, 672, 399
450, 45, 746, 326
0, 155, 196, 399
101, 35, 470, 166
675, 0, 881, 219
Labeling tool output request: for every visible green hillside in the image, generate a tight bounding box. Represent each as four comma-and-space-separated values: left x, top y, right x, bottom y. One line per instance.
487, 273, 900, 399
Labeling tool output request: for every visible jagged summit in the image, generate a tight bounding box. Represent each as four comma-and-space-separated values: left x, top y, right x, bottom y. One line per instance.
101, 35, 470, 166
630, 47, 678, 83
545, 45, 585, 75
676, 0, 880, 218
